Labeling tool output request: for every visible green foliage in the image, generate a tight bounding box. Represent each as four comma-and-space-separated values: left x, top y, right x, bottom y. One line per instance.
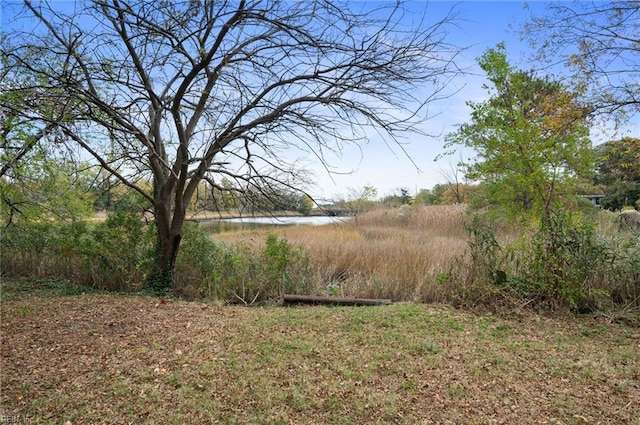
594, 137, 640, 210
413, 189, 436, 206
454, 209, 640, 311
263, 233, 310, 295
444, 45, 594, 220
173, 226, 314, 303
1, 220, 90, 283
87, 210, 155, 291
92, 174, 153, 214
297, 195, 314, 216
1, 214, 314, 302
464, 215, 505, 287
0, 153, 97, 224
429, 184, 449, 205
173, 222, 239, 299
1, 60, 95, 224
522, 210, 614, 310
263, 233, 292, 287
1, 210, 155, 292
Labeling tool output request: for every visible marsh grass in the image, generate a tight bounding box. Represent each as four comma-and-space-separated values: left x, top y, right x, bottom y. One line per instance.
216, 204, 469, 302
213, 203, 640, 311
3, 204, 638, 310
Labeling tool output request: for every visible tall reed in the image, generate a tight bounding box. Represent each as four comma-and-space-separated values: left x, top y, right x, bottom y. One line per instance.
216, 204, 469, 302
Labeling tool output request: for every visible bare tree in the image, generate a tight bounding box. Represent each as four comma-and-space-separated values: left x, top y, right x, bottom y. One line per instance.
524, 1, 640, 119
437, 155, 467, 204
1, 0, 461, 290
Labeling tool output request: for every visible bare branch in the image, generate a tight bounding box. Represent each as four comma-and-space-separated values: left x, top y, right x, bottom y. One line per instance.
523, 1, 640, 119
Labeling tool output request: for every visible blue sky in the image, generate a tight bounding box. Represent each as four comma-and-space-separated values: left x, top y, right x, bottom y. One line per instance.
310, 1, 552, 200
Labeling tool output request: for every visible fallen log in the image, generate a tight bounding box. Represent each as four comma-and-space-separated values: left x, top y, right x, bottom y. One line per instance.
282, 294, 392, 306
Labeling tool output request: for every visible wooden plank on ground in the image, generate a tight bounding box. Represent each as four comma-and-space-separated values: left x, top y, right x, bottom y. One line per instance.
282, 294, 392, 306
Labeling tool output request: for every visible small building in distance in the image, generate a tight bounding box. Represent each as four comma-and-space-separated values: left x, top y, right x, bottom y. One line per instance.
581, 194, 605, 208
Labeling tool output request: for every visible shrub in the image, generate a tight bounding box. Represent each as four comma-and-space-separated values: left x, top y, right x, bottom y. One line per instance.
174, 225, 315, 303
453, 208, 640, 312
174, 222, 245, 300
1, 209, 154, 292
85, 210, 155, 291
524, 211, 612, 310
262, 233, 313, 297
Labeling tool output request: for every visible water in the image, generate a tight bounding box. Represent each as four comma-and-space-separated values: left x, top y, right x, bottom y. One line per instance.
199, 215, 348, 233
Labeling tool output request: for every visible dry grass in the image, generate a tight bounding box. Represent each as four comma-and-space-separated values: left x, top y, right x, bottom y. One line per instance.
215, 205, 469, 302
620, 210, 640, 232
1, 279, 639, 424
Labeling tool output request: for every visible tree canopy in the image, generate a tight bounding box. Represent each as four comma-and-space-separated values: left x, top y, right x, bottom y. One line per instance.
444, 45, 594, 220
595, 137, 640, 210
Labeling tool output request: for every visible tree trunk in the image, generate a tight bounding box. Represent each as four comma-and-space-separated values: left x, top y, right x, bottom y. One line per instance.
147, 200, 185, 293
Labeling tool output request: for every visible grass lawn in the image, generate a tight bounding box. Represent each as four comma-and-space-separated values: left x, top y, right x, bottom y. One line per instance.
1, 279, 639, 424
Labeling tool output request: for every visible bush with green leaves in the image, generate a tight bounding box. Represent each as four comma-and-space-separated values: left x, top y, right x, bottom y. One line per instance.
262, 233, 312, 297
519, 211, 611, 310
85, 210, 155, 291
1, 209, 155, 292
455, 209, 640, 312
174, 225, 315, 303
2, 214, 316, 301
173, 222, 245, 300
